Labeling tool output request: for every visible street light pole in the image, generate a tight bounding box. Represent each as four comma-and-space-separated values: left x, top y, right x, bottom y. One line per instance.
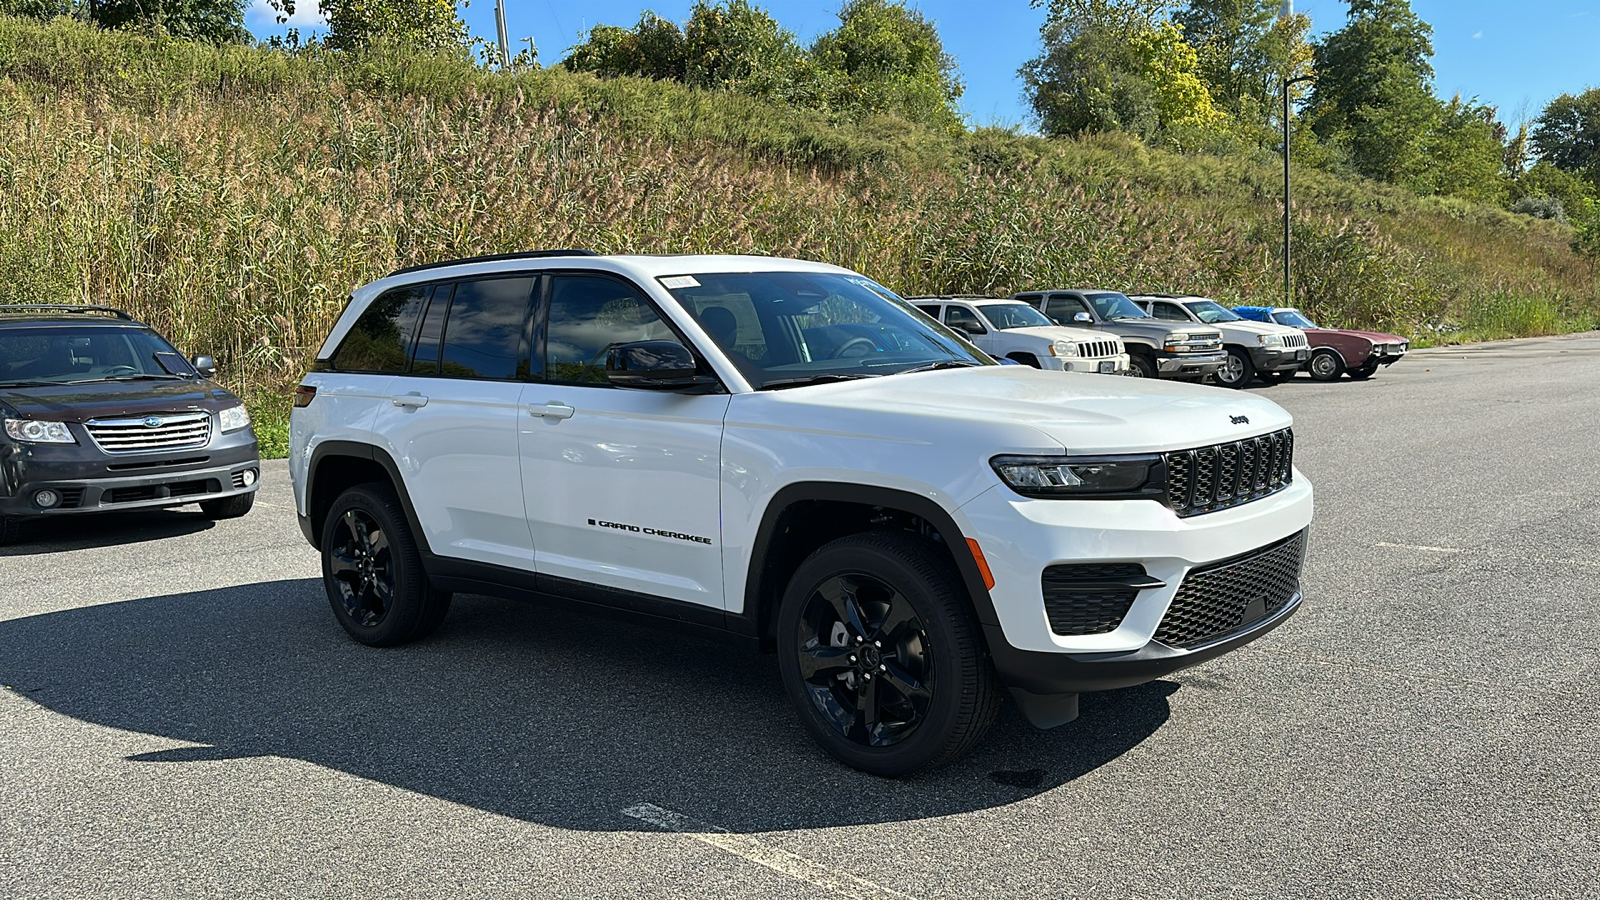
1282, 72, 1315, 309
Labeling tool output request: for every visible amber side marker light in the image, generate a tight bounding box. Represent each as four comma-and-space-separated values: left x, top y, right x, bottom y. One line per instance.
966, 538, 996, 590
292, 384, 317, 408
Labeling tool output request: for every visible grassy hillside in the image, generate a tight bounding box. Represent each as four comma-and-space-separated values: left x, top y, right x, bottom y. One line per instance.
1, 17, 1595, 454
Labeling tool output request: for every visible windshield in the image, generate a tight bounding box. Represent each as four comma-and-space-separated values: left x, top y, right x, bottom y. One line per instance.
1274, 309, 1318, 329
661, 272, 991, 389
978, 304, 1056, 330
0, 326, 195, 386
1186, 300, 1242, 324
1084, 292, 1149, 320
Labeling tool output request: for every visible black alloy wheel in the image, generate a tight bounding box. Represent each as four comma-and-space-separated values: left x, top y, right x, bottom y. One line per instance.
320, 483, 451, 647
1215, 348, 1255, 389
777, 532, 1001, 777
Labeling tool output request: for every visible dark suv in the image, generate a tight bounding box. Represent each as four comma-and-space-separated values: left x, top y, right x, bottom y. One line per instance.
0, 305, 260, 544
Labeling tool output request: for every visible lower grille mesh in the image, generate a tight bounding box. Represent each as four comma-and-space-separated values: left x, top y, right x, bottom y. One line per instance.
1042, 563, 1147, 636
1154, 530, 1307, 648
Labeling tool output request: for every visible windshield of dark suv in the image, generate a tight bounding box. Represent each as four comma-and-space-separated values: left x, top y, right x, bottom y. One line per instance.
0, 326, 195, 386
661, 272, 992, 389
1185, 300, 1242, 324
977, 303, 1056, 330
1084, 292, 1150, 321
1274, 309, 1319, 329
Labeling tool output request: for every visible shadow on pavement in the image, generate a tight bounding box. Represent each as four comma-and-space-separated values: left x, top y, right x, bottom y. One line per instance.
0, 508, 215, 556
0, 579, 1175, 832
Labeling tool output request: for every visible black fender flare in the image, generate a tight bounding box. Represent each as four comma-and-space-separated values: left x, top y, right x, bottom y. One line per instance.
304, 440, 430, 553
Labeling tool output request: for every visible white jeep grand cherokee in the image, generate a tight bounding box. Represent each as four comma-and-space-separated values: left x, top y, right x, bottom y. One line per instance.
905, 296, 1129, 374
290, 251, 1313, 776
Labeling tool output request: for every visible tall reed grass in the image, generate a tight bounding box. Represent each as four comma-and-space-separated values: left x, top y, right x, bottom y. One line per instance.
0, 17, 1595, 455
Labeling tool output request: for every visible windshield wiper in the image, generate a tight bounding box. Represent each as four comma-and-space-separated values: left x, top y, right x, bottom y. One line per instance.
896, 360, 983, 375
1109, 315, 1146, 321
760, 373, 879, 390
0, 379, 61, 388
94, 374, 188, 382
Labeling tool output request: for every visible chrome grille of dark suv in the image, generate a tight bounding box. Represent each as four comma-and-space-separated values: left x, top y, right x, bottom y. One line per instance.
1153, 529, 1306, 648
1165, 428, 1293, 517
86, 412, 212, 454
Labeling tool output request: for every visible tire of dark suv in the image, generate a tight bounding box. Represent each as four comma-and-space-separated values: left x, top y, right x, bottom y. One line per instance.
0, 515, 21, 546
1127, 351, 1157, 379
776, 531, 1001, 777
320, 483, 452, 647
200, 492, 255, 520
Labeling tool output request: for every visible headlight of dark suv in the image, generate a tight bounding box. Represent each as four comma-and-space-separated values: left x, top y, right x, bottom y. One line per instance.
991, 454, 1164, 499
3, 419, 76, 444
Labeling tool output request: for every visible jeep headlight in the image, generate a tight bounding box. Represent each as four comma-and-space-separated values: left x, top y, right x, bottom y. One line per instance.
218, 404, 251, 433
1050, 340, 1078, 357
991, 455, 1158, 498
3, 418, 76, 444
1258, 334, 1284, 347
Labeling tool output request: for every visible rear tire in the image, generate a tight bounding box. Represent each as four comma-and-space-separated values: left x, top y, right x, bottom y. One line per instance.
776, 531, 1001, 777
1214, 348, 1255, 389
200, 492, 254, 520
1308, 350, 1345, 382
321, 483, 452, 647
0, 515, 22, 546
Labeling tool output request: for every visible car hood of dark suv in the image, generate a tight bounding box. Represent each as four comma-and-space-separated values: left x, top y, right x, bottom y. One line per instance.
0, 379, 239, 423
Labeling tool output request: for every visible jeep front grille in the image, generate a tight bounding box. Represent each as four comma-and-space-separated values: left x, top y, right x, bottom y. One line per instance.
86, 412, 212, 454
1154, 530, 1306, 648
1282, 333, 1308, 349
1076, 340, 1121, 359
1165, 428, 1293, 517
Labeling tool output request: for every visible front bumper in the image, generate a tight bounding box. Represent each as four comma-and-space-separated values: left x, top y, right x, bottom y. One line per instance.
1058, 353, 1130, 375
957, 475, 1312, 693
1249, 346, 1311, 373
1154, 349, 1227, 378
0, 433, 260, 516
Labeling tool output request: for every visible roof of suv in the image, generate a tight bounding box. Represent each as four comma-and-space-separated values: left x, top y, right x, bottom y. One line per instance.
360, 253, 856, 300
0, 305, 142, 327
905, 296, 1032, 307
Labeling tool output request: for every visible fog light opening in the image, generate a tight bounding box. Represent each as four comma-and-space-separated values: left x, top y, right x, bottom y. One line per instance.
242, 468, 258, 487
34, 489, 61, 509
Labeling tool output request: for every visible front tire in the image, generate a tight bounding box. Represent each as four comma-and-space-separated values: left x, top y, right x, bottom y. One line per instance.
320, 483, 452, 647
1348, 362, 1379, 380
200, 492, 254, 520
776, 531, 1001, 777
1308, 350, 1345, 382
1127, 352, 1157, 379
1214, 348, 1255, 389
0, 515, 22, 546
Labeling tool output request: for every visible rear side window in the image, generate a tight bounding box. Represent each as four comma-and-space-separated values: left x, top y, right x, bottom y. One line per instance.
438, 277, 534, 380
332, 286, 429, 373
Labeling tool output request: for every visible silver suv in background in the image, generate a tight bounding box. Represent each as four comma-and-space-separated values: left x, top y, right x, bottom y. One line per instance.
1012, 289, 1226, 381
1132, 295, 1309, 389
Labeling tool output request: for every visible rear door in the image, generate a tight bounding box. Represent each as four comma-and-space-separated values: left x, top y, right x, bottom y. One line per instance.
518, 273, 730, 610
371, 276, 538, 569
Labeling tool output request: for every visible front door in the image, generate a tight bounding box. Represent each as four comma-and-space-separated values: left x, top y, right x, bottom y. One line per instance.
518, 273, 730, 610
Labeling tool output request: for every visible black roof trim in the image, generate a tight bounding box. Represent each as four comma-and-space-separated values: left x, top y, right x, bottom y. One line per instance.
387, 249, 599, 278
903, 294, 1007, 301
0, 304, 137, 321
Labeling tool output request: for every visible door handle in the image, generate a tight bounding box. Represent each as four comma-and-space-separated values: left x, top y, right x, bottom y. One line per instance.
530, 402, 575, 420
391, 393, 429, 409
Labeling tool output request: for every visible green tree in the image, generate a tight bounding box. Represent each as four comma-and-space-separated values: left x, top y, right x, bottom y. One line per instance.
310, 0, 466, 52
82, 0, 249, 43
564, 13, 687, 81
682, 0, 811, 99
810, 0, 964, 131
1176, 0, 1314, 143
1022, 0, 1222, 139
1411, 96, 1507, 202
0, 0, 71, 20
1305, 0, 1437, 183
1531, 88, 1600, 184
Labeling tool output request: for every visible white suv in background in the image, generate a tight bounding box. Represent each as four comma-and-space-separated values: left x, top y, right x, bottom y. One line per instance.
1132, 294, 1310, 389
291, 251, 1313, 776
907, 296, 1128, 374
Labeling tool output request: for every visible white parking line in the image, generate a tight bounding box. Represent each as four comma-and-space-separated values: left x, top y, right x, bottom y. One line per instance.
1375, 541, 1464, 554
622, 803, 918, 900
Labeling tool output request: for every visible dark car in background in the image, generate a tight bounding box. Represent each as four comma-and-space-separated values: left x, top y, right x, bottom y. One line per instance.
0, 305, 260, 545
1011, 288, 1227, 381
1232, 306, 1410, 382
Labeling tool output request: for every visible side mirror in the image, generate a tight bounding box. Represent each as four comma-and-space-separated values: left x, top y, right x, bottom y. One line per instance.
605, 341, 717, 390
1073, 312, 1093, 324
192, 355, 217, 378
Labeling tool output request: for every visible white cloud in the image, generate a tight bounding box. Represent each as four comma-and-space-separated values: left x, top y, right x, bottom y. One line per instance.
246, 0, 325, 27
1472, 30, 1483, 39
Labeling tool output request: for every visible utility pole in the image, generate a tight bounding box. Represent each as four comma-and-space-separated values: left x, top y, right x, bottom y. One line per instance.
1280, 1, 1313, 308
494, 0, 511, 69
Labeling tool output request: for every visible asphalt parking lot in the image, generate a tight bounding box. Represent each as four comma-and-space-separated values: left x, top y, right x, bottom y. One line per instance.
3, 333, 1597, 899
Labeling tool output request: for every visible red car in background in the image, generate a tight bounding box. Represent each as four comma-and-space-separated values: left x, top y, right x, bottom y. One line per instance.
1231, 306, 1410, 382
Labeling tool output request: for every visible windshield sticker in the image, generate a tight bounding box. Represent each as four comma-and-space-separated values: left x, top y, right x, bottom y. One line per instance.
659, 275, 701, 289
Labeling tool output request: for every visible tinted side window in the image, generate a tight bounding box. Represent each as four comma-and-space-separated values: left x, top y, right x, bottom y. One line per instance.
332, 286, 428, 373
546, 276, 675, 385
943, 306, 983, 331
1046, 297, 1089, 323
410, 284, 451, 375
1153, 303, 1189, 322
914, 305, 941, 318
438, 278, 533, 380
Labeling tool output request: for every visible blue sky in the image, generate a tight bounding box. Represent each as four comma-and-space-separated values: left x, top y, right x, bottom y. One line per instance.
246, 1, 1600, 129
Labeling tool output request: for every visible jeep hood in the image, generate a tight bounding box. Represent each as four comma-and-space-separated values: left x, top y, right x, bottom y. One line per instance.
1000, 326, 1114, 344
755, 367, 1293, 455
0, 379, 238, 423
